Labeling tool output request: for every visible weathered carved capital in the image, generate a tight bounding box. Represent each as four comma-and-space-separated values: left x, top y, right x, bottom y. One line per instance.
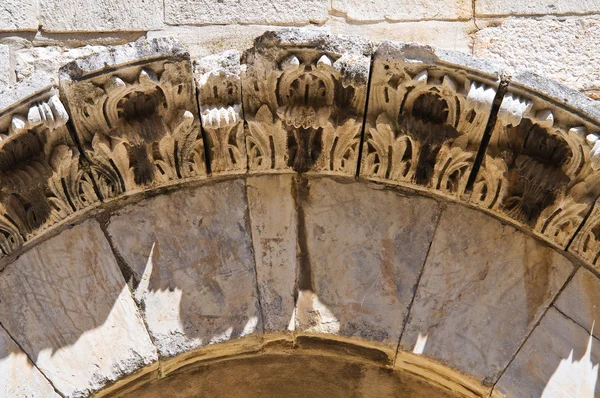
361, 41, 500, 199
242, 29, 372, 175
60, 38, 206, 200
195, 50, 246, 175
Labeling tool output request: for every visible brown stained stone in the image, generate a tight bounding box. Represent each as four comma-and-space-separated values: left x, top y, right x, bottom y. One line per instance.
496, 307, 600, 397
0, 326, 59, 397
400, 203, 573, 383
555, 267, 600, 339
0, 220, 157, 398
105, 179, 262, 359
247, 175, 297, 333
295, 177, 440, 350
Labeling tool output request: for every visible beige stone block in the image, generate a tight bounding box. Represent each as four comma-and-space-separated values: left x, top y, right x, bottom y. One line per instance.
476, 0, 600, 16
332, 0, 471, 22
39, 0, 163, 32
247, 175, 297, 333
555, 268, 600, 338
295, 178, 440, 350
0, 326, 59, 397
0, 0, 37, 31
496, 307, 600, 397
0, 220, 157, 397
165, 0, 328, 25
0, 45, 10, 88
473, 16, 600, 93
106, 180, 262, 358
400, 204, 574, 383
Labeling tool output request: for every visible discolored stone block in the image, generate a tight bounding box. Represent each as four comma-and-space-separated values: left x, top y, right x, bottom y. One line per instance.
247, 175, 297, 333
60, 38, 206, 200
106, 180, 262, 359
555, 267, 600, 339
295, 177, 440, 351
496, 307, 600, 397
0, 220, 157, 397
400, 203, 573, 383
361, 41, 500, 200
242, 29, 372, 176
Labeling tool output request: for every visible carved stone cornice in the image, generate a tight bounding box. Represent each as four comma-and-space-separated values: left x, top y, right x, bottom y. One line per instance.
361, 41, 500, 199
241, 30, 372, 175
0, 86, 98, 257
472, 74, 600, 248
59, 38, 206, 200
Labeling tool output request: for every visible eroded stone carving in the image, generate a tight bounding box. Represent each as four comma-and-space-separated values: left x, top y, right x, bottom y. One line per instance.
472, 83, 600, 248
60, 39, 206, 199
361, 41, 499, 198
242, 30, 371, 175
0, 87, 98, 257
195, 50, 246, 175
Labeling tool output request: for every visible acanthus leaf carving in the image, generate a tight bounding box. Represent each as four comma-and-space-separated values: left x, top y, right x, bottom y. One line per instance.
242, 30, 371, 175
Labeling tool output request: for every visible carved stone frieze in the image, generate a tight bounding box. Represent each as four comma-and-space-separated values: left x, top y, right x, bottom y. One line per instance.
361, 41, 500, 199
0, 87, 99, 257
195, 50, 246, 175
241, 30, 372, 175
60, 38, 206, 200
472, 75, 600, 248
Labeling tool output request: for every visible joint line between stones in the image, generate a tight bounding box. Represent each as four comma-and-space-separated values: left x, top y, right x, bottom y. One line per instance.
355, 54, 375, 179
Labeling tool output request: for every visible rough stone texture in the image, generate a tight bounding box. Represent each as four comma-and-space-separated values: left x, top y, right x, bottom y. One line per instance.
474, 16, 600, 94
401, 203, 573, 383
0, 0, 37, 31
496, 307, 600, 397
0, 220, 157, 397
106, 180, 262, 358
295, 178, 440, 349
332, 0, 471, 22
555, 268, 600, 338
39, 0, 163, 32
165, 0, 328, 25
0, 45, 10, 87
476, 0, 600, 16
247, 175, 297, 333
0, 326, 59, 398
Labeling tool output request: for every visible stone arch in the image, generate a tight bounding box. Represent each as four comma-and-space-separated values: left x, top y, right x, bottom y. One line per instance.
0, 29, 600, 397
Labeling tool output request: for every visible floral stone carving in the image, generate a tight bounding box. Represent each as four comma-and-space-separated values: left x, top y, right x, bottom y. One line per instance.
361, 41, 499, 199
195, 50, 246, 175
472, 75, 600, 248
59, 38, 206, 200
241, 30, 372, 175
0, 87, 98, 257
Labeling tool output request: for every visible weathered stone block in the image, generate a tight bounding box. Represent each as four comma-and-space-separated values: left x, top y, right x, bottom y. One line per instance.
361, 41, 499, 200
473, 16, 600, 93
106, 180, 262, 359
555, 267, 600, 338
471, 73, 600, 248
476, 0, 600, 16
0, 45, 10, 88
0, 0, 37, 31
60, 38, 206, 200
496, 307, 600, 397
295, 178, 440, 351
242, 29, 371, 176
0, 326, 59, 397
0, 86, 99, 259
39, 0, 163, 32
332, 0, 471, 22
400, 204, 573, 383
247, 175, 297, 333
194, 51, 246, 175
165, 0, 328, 26
0, 220, 157, 397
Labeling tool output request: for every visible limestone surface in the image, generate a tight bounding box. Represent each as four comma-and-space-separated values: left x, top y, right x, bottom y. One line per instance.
295, 178, 440, 350
476, 0, 600, 16
555, 268, 600, 339
400, 203, 573, 383
0, 0, 37, 31
106, 180, 262, 358
0, 220, 157, 397
332, 0, 471, 22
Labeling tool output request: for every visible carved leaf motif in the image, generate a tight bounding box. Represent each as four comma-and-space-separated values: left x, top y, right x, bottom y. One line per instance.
317, 119, 361, 174
246, 105, 288, 171
433, 146, 473, 195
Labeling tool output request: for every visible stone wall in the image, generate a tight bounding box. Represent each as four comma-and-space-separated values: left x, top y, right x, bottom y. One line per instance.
2, 0, 600, 96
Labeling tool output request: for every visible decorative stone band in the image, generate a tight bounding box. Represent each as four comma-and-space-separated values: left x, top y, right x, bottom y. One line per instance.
1, 29, 600, 271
